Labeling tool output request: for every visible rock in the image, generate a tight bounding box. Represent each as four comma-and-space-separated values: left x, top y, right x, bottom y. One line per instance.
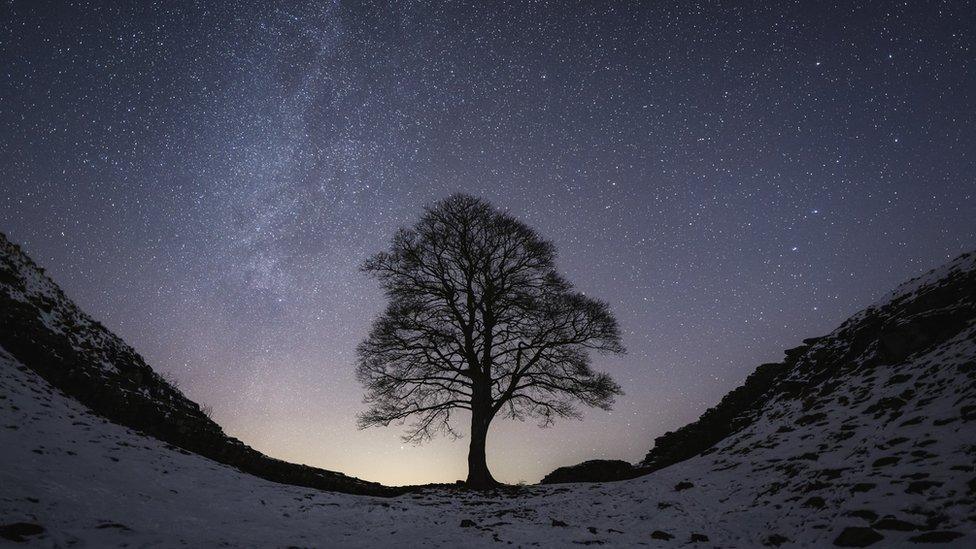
871, 518, 918, 531
765, 534, 790, 546
872, 457, 900, 468
796, 413, 828, 426
95, 522, 130, 530
878, 308, 972, 364
0, 522, 44, 542
459, 519, 476, 528
639, 360, 793, 472
803, 496, 826, 509
886, 374, 912, 386
540, 460, 639, 484
905, 480, 942, 494
689, 533, 709, 542
834, 527, 884, 547
650, 530, 674, 540
864, 396, 908, 418
908, 531, 964, 543
962, 405, 976, 421
674, 481, 694, 491
551, 519, 568, 527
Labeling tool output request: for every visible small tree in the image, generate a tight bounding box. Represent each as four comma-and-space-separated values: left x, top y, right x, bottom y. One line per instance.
356, 194, 625, 488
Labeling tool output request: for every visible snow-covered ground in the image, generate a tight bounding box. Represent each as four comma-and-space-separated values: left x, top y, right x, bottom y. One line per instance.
2, 315, 974, 546
2, 234, 975, 547
0, 344, 720, 547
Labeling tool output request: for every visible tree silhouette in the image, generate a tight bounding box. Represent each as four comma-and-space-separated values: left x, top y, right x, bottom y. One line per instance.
356, 194, 625, 488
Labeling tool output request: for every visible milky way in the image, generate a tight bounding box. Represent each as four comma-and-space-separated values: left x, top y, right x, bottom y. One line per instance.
2, 1, 975, 485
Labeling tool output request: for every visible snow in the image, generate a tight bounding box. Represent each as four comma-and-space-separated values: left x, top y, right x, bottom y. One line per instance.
2, 315, 974, 546
2, 234, 974, 546
0, 346, 706, 547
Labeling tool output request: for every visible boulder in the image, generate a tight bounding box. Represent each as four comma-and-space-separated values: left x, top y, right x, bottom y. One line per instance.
540, 460, 639, 484
833, 527, 883, 547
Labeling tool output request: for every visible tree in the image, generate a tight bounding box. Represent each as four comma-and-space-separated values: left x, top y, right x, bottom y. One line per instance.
356, 194, 625, 488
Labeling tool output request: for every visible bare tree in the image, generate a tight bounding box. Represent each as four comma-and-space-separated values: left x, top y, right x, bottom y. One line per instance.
356, 194, 625, 488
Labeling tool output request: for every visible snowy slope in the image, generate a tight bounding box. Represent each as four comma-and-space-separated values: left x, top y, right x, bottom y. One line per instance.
0, 233, 386, 496
1, 325, 973, 546
0, 345, 734, 547
1, 237, 975, 546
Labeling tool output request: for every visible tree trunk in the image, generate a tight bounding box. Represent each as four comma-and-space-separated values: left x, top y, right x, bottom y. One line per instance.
466, 385, 498, 488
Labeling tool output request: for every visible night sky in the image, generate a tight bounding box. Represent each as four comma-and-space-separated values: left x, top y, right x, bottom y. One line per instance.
2, 1, 974, 486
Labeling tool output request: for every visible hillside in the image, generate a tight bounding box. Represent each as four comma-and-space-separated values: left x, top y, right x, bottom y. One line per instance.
641, 249, 976, 477
1, 235, 975, 546
0, 232, 390, 497
546, 251, 976, 487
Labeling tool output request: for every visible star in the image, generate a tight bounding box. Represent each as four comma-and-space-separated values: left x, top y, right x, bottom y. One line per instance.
0, 0, 973, 486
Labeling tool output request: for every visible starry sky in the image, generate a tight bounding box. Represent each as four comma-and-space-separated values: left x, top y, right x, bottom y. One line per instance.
2, 1, 975, 486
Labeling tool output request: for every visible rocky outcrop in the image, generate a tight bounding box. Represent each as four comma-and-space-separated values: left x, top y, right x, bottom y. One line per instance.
541, 460, 641, 484
0, 232, 395, 496
654, 250, 975, 471
542, 250, 976, 487
639, 338, 820, 472
542, 341, 821, 484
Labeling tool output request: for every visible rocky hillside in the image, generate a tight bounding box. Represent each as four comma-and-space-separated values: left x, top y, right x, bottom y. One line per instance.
538, 251, 976, 543
0, 232, 391, 496
641, 249, 976, 473
543, 341, 818, 484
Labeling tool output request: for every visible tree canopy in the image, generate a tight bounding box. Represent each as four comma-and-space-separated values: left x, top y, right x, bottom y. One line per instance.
356, 194, 625, 486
